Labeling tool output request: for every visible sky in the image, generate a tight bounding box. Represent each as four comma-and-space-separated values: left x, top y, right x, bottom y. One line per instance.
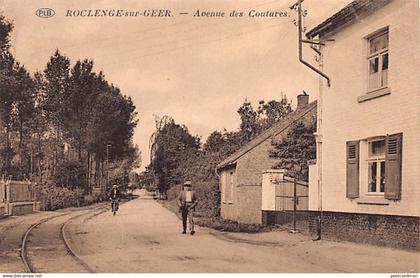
0, 0, 351, 171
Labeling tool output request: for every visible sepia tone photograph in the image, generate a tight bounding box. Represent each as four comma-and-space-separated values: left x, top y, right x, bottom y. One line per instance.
0, 0, 419, 275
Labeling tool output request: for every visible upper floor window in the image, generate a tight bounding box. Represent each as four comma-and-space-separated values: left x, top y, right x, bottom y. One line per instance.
367, 30, 388, 92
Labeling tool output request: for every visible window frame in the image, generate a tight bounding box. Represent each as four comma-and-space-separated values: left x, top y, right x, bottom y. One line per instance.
366, 29, 389, 93
366, 139, 386, 196
221, 172, 226, 203
221, 168, 235, 204
228, 170, 235, 204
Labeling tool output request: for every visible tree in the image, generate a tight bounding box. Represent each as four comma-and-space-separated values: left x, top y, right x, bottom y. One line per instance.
108, 141, 141, 188
147, 96, 293, 193
269, 117, 317, 181
53, 159, 87, 189
203, 131, 225, 154
86, 81, 138, 160
11, 63, 35, 178
0, 13, 13, 52
0, 12, 139, 191
146, 96, 294, 217
237, 100, 258, 141
0, 14, 38, 178
149, 116, 200, 193
257, 97, 292, 130
41, 50, 71, 176
41, 55, 139, 191
199, 130, 248, 181
0, 53, 17, 175
237, 95, 292, 142
30, 72, 49, 181
138, 166, 157, 191
42, 50, 71, 126
0, 52, 35, 178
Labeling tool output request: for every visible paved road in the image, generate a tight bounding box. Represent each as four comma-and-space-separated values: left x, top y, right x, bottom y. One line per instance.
63, 191, 419, 273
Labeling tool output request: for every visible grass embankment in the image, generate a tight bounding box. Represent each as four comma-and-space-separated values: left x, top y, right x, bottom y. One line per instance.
161, 183, 269, 233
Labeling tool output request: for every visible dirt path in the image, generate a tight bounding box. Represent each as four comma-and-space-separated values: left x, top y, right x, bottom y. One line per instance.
66, 191, 419, 273
0, 205, 103, 273
0, 211, 58, 273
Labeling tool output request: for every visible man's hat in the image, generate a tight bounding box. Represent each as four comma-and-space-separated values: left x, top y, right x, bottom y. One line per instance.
183, 181, 192, 187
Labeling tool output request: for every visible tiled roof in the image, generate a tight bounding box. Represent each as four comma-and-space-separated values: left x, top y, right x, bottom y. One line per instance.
216, 101, 317, 170
306, 0, 391, 38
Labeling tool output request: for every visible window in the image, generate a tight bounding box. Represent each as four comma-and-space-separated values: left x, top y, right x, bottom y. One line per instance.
346, 134, 402, 201
367, 140, 386, 194
221, 172, 227, 203
367, 30, 388, 92
229, 171, 234, 203
222, 169, 235, 204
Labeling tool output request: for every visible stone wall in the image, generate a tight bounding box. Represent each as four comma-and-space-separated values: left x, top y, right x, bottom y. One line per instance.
308, 211, 419, 250
0, 204, 5, 219
9, 202, 34, 216
262, 210, 309, 233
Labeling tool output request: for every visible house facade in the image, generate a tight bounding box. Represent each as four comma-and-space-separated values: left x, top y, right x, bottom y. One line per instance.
307, 0, 419, 250
216, 95, 316, 224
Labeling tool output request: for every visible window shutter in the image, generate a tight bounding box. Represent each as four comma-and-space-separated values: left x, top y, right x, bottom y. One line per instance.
227, 172, 233, 203
221, 172, 226, 203
230, 172, 235, 203
346, 141, 360, 198
385, 133, 403, 200
225, 172, 231, 203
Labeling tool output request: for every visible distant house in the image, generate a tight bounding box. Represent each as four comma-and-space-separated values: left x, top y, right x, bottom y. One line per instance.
216, 94, 317, 224
307, 0, 420, 250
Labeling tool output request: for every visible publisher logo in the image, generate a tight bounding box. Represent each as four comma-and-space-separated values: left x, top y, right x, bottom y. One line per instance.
36, 8, 55, 18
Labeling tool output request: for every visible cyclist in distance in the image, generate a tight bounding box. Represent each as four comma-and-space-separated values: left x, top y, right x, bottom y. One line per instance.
109, 184, 121, 215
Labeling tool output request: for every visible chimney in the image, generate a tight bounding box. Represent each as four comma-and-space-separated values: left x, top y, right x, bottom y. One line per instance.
297, 91, 309, 109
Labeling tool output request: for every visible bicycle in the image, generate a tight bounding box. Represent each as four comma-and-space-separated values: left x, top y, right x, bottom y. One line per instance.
110, 198, 119, 215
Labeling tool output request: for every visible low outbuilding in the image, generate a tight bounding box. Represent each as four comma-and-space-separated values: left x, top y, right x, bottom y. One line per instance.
216, 94, 317, 224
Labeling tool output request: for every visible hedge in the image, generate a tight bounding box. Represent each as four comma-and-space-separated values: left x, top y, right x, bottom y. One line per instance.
164, 182, 267, 233
166, 180, 220, 218
33, 182, 85, 211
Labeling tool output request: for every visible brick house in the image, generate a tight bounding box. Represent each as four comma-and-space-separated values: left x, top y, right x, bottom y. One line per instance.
306, 0, 420, 250
216, 95, 317, 224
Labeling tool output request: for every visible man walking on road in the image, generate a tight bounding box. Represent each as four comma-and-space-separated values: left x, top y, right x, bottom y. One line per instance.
177, 181, 198, 235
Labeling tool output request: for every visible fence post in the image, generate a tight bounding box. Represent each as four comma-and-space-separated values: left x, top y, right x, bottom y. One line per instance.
290, 178, 298, 233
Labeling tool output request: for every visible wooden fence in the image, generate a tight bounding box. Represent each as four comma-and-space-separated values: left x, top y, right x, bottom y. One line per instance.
0, 180, 35, 215
275, 177, 308, 211
262, 170, 309, 231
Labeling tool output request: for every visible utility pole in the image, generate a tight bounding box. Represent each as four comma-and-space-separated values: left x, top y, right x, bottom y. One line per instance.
106, 144, 111, 191
291, 178, 298, 233
291, 0, 329, 240
30, 150, 33, 178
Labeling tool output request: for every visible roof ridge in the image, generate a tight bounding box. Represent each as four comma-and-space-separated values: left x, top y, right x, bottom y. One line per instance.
306, 0, 391, 38
216, 101, 317, 170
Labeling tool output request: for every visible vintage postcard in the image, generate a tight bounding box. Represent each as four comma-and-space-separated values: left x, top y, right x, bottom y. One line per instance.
0, 0, 419, 275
